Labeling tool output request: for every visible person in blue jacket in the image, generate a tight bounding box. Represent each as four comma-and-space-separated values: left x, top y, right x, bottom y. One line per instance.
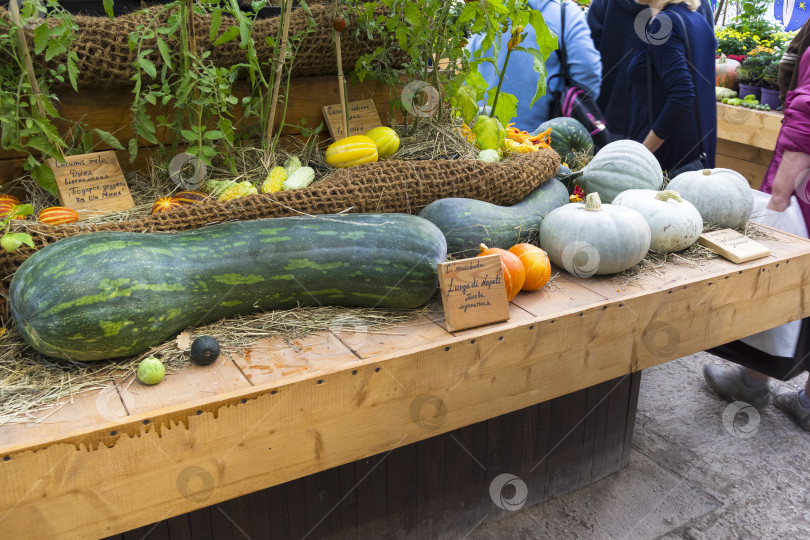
587, 0, 714, 140
625, 0, 717, 175
466, 0, 602, 132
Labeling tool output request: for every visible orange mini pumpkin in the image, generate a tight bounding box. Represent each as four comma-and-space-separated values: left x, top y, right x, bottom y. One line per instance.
38, 206, 79, 226
151, 196, 182, 214
509, 243, 551, 291
478, 243, 525, 301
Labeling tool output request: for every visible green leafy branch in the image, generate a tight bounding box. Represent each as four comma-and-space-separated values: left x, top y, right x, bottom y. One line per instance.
0, 203, 34, 253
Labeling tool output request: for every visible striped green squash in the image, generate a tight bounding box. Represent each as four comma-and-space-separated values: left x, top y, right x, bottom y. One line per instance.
533, 117, 594, 169
417, 177, 570, 258
10, 214, 447, 361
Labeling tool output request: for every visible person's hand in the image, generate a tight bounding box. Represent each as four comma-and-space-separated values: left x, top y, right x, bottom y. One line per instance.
765, 196, 790, 212
642, 130, 664, 153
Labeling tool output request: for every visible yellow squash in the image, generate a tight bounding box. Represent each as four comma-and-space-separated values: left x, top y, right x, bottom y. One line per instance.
365, 126, 400, 159
325, 135, 379, 168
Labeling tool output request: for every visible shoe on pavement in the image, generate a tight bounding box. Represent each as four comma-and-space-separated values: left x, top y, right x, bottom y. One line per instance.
702, 363, 771, 409
772, 386, 810, 432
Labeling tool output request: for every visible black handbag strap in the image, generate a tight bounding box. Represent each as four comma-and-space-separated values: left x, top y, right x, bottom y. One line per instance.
645, 10, 703, 148
550, 0, 571, 90
557, 1, 569, 84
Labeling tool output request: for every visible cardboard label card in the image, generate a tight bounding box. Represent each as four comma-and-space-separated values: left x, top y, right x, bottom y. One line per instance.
438, 254, 510, 333
47, 151, 134, 219
698, 229, 771, 263
322, 99, 382, 140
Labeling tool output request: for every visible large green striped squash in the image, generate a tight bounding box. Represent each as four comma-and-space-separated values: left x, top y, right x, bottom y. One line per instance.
10, 214, 447, 361
417, 177, 570, 258
533, 117, 594, 170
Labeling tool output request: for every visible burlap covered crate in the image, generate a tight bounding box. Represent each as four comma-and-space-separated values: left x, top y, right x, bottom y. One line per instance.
0, 149, 560, 321
0, 2, 388, 89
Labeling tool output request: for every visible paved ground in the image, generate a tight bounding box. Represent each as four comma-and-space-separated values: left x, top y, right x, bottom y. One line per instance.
470, 352, 810, 539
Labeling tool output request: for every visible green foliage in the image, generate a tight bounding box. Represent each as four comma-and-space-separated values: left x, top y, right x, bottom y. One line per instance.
727, 0, 781, 41
737, 52, 781, 85
129, 0, 317, 164
353, 0, 556, 132
0, 204, 34, 253
0, 0, 122, 197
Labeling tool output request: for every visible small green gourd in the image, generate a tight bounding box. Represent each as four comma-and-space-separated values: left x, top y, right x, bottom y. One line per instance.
282, 166, 316, 191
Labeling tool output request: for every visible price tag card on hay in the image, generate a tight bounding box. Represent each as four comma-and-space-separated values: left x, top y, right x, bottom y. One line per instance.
322, 99, 382, 140
698, 229, 771, 263
47, 151, 134, 219
438, 254, 510, 333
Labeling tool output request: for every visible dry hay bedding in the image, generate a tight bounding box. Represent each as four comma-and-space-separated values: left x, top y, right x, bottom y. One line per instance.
0, 149, 560, 322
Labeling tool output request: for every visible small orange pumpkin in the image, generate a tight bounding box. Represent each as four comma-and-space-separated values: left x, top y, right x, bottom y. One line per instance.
38, 206, 79, 226
478, 243, 525, 301
509, 243, 551, 291
151, 196, 182, 214
0, 203, 27, 220
0, 194, 20, 206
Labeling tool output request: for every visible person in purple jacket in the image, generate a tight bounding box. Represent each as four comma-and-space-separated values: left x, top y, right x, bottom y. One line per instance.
625, 0, 716, 176
704, 47, 810, 432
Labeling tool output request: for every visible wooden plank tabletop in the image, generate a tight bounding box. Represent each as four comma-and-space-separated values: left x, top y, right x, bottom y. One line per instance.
717, 103, 782, 151
2, 226, 810, 539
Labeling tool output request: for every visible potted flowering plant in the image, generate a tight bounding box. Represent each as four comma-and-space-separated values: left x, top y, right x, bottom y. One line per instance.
760, 57, 782, 108
736, 54, 769, 100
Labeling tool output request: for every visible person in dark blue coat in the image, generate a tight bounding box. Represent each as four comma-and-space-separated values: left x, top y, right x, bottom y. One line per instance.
587, 0, 714, 142
625, 0, 717, 175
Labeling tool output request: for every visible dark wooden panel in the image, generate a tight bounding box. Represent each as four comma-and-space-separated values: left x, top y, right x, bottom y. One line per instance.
166, 513, 193, 540
286, 478, 309, 540
208, 503, 235, 540
336, 463, 358, 539
266, 484, 291, 540
622, 372, 642, 468
225, 492, 254, 539
558, 386, 589, 496
304, 466, 342, 538
577, 384, 604, 489
355, 454, 388, 538
244, 490, 272, 540
186, 507, 214, 540
526, 401, 551, 508
415, 433, 445, 538
603, 376, 633, 476
124, 519, 170, 540
386, 440, 418, 540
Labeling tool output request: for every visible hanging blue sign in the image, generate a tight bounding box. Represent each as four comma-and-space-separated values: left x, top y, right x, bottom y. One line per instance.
775, 0, 810, 31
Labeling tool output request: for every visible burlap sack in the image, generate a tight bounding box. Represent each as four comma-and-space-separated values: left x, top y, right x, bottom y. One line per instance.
0, 149, 560, 320
0, 2, 387, 89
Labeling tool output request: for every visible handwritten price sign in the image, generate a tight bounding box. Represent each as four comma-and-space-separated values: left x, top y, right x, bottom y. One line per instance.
47, 151, 134, 219
438, 254, 510, 332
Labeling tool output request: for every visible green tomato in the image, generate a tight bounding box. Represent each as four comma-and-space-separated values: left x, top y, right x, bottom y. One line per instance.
137, 356, 165, 385
471, 115, 507, 151
0, 235, 22, 253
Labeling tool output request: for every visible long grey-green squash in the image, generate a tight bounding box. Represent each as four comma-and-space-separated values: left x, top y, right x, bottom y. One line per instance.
10, 213, 447, 361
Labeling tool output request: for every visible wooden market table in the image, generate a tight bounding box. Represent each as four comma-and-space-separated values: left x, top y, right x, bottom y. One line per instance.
716, 102, 782, 189
2, 226, 810, 539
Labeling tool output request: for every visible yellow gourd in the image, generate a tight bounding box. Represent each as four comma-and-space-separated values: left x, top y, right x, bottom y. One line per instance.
261, 166, 287, 193
219, 181, 258, 202
365, 126, 400, 159
325, 135, 378, 168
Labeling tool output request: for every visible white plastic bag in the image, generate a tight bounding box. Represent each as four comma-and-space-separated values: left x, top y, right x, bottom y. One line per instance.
739, 190, 808, 357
